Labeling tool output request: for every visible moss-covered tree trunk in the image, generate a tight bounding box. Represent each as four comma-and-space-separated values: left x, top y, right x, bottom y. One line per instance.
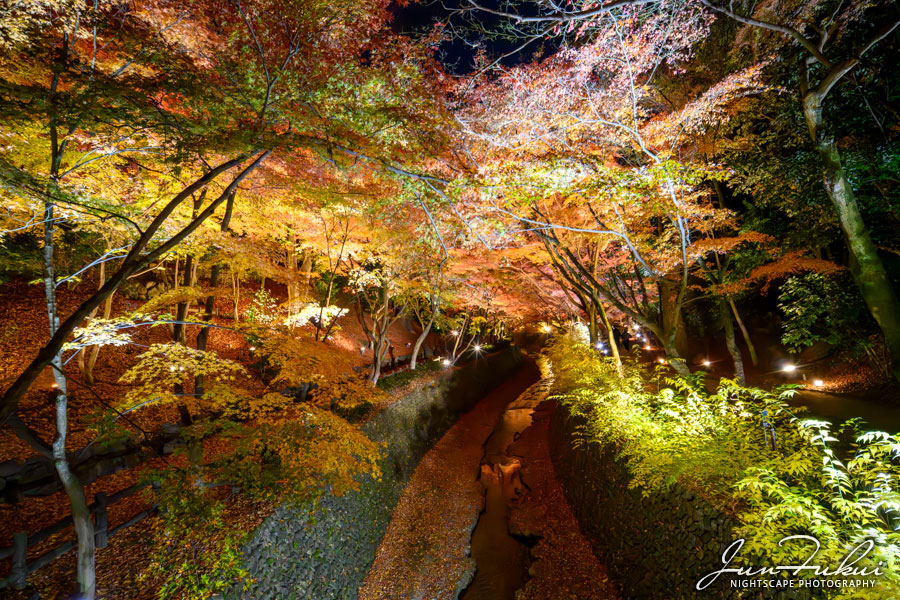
804, 94, 900, 382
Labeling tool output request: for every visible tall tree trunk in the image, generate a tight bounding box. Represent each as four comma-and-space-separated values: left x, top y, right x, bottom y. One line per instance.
728, 299, 758, 367
316, 265, 338, 342
804, 93, 900, 382
174, 193, 204, 345
410, 315, 435, 370
78, 259, 109, 385
195, 191, 236, 397
720, 300, 746, 384
587, 303, 598, 346
173, 254, 194, 345
285, 247, 295, 318
660, 336, 692, 378
596, 297, 623, 377
299, 250, 312, 302
231, 271, 240, 322
659, 277, 690, 359
43, 202, 96, 599
369, 333, 387, 385
316, 220, 350, 342
83, 288, 113, 385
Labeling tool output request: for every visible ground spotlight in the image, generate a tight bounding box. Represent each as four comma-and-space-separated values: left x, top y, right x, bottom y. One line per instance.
782, 364, 797, 373
813, 379, 824, 387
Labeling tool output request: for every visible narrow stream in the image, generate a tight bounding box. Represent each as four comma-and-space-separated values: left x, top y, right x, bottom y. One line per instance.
461, 387, 542, 600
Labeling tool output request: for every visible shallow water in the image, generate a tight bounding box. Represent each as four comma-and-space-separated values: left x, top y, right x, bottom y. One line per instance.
785, 389, 900, 432
461, 393, 542, 600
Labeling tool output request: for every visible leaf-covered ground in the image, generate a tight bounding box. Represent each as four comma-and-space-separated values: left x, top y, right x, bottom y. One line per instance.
359, 364, 540, 599
508, 395, 620, 600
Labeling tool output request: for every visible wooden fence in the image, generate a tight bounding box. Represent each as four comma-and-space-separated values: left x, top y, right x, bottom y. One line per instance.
0, 481, 159, 591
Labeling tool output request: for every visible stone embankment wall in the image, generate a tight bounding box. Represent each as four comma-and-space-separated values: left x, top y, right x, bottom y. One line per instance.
548, 404, 815, 600
228, 346, 523, 600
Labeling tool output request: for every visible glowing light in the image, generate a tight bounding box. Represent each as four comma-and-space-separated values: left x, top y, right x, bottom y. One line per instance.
658, 358, 666, 364
50, 383, 58, 389
543, 325, 552, 333
249, 346, 256, 352
644, 344, 651, 350
450, 330, 458, 336
169, 366, 176, 372
474, 345, 482, 352
782, 364, 797, 373
442, 358, 451, 366
702, 360, 711, 367
813, 379, 824, 387
595, 342, 604, 350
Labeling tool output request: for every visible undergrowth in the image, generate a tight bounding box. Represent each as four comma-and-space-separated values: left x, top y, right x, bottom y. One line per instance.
545, 331, 900, 598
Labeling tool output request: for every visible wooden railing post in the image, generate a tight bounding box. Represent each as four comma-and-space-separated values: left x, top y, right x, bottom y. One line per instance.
94, 492, 109, 549
11, 531, 27, 590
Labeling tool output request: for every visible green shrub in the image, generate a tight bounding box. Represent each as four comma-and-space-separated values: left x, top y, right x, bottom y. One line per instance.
778, 272, 870, 353
545, 332, 900, 598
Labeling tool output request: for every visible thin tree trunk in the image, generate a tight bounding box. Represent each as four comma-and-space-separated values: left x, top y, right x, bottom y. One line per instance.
84, 287, 113, 385
78, 259, 105, 385
232, 271, 240, 322
316, 217, 349, 342
43, 201, 96, 599
174, 193, 205, 345
195, 191, 236, 397
299, 250, 312, 301
286, 241, 295, 318
720, 300, 746, 384
173, 254, 194, 345
410, 315, 435, 370
316, 268, 338, 342
587, 303, 598, 346
596, 297, 623, 377
804, 93, 900, 382
370, 331, 387, 384
728, 299, 758, 367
